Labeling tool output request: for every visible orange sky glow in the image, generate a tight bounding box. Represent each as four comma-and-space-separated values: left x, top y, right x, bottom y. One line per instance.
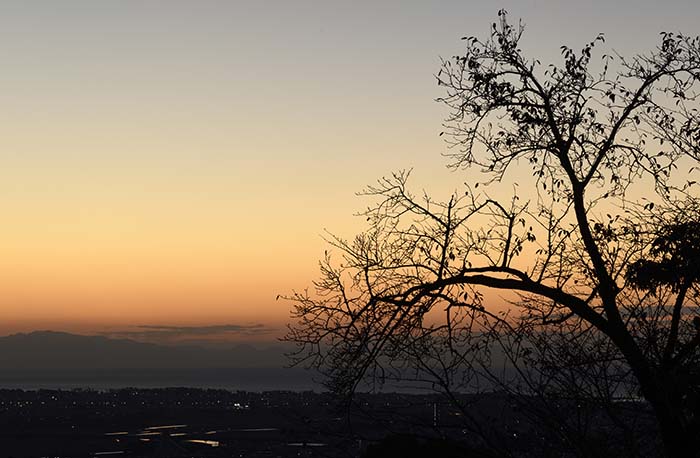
1, 0, 697, 344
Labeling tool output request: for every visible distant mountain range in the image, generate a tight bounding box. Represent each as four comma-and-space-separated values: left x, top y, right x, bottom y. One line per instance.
0, 331, 288, 370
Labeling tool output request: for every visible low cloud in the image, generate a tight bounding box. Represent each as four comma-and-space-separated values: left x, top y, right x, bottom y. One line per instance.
102, 324, 277, 345
136, 324, 274, 335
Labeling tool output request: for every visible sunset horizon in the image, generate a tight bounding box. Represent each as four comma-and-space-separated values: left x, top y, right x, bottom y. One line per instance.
3, 1, 700, 456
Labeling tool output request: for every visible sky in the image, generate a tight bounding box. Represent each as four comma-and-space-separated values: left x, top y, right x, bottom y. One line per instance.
1, 0, 698, 344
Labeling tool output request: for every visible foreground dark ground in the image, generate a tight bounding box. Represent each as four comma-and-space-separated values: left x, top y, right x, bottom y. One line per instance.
0, 388, 659, 458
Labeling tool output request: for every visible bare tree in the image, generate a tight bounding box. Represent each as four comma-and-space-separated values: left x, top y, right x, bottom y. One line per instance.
285, 11, 700, 458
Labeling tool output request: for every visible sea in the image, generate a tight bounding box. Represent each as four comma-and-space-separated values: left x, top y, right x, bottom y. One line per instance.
0, 367, 322, 392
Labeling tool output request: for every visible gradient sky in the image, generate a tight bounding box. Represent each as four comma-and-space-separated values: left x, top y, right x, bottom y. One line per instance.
1, 0, 698, 343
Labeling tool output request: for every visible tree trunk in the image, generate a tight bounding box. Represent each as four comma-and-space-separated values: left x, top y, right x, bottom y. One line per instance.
611, 327, 696, 457
655, 403, 695, 458
641, 377, 697, 458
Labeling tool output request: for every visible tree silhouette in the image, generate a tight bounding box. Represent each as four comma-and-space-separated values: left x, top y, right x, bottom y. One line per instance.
286, 11, 700, 458
626, 221, 700, 292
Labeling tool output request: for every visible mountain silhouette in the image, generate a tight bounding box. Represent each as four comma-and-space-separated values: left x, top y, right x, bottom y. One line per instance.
0, 331, 286, 370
